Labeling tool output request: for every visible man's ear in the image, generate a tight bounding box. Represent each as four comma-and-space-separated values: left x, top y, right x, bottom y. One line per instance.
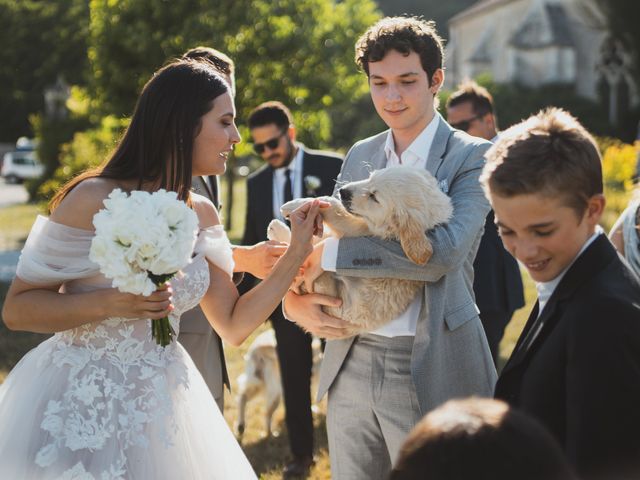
430, 69, 445, 93
287, 125, 296, 143
585, 194, 606, 225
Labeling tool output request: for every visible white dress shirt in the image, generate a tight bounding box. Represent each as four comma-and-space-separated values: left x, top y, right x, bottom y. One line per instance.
272, 146, 304, 221
321, 114, 440, 337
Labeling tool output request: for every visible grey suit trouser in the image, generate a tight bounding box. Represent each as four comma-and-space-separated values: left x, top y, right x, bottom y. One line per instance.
327, 334, 422, 480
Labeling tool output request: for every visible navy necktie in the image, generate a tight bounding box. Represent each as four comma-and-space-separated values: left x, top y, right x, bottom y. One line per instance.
283, 168, 293, 204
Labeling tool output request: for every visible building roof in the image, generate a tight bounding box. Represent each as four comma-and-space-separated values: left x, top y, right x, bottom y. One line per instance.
510, 3, 574, 49
449, 0, 517, 26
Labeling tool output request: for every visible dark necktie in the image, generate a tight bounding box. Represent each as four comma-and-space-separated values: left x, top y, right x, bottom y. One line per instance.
283, 168, 293, 204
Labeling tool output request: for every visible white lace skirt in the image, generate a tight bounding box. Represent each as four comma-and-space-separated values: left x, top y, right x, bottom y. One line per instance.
0, 337, 256, 480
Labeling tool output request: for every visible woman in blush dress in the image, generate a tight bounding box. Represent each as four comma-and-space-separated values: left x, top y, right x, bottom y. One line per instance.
0, 59, 322, 480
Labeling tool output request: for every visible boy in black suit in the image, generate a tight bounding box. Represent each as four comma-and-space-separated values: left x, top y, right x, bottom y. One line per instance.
242, 101, 343, 477
482, 107, 640, 479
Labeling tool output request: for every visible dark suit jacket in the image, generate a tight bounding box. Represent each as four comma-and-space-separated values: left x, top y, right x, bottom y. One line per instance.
192, 175, 219, 209
241, 145, 343, 246
473, 211, 525, 314
495, 235, 640, 479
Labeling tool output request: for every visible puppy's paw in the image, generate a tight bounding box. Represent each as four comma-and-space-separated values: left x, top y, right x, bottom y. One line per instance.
280, 198, 311, 218
267, 219, 291, 243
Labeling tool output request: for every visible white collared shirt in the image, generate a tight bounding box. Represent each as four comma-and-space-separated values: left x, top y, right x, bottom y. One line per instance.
384, 113, 439, 170
272, 146, 304, 220
321, 113, 440, 337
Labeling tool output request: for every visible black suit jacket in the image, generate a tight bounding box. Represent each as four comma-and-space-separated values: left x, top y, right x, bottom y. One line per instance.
241, 145, 343, 246
473, 211, 525, 314
495, 235, 640, 479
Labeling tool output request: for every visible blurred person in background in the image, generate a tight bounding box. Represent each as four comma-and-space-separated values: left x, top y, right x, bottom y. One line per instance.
446, 81, 524, 365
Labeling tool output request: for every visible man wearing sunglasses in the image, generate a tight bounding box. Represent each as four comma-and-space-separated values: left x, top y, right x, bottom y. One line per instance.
241, 100, 343, 478
446, 80, 525, 365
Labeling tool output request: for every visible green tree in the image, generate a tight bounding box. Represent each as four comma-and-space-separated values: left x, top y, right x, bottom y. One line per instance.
0, 0, 89, 142
88, 0, 380, 148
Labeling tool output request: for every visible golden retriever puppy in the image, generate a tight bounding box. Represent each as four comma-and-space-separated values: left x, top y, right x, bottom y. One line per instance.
271, 166, 453, 338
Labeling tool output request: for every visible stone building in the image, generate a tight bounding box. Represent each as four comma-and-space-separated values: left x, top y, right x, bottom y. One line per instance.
445, 0, 638, 124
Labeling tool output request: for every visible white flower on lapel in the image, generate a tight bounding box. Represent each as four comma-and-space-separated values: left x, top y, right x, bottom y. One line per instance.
304, 175, 322, 195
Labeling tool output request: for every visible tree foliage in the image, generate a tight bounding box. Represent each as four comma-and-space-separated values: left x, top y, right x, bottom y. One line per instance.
376, 0, 476, 38
0, 0, 89, 142
88, 0, 381, 149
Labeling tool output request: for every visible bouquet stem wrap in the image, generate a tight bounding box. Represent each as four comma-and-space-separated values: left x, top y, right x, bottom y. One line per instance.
149, 272, 177, 347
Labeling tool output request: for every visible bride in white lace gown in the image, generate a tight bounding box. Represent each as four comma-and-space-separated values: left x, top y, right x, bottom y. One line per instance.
0, 60, 323, 479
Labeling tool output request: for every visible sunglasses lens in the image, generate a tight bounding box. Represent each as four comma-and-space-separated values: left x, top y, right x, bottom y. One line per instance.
253, 134, 283, 155
453, 121, 470, 132
266, 138, 280, 150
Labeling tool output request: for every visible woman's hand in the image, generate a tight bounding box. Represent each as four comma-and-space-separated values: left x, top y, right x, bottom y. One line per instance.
291, 241, 325, 294
287, 199, 326, 262
233, 241, 288, 279
102, 283, 174, 320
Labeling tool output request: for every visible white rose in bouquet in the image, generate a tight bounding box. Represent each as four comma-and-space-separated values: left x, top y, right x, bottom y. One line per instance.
89, 189, 199, 346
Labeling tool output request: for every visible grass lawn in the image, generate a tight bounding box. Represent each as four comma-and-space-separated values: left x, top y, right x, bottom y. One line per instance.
0, 203, 42, 251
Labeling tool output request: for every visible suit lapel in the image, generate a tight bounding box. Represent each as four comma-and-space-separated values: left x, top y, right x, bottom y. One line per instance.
200, 176, 214, 200
370, 143, 387, 172
262, 167, 275, 219
425, 113, 450, 176
501, 300, 555, 375
300, 148, 311, 196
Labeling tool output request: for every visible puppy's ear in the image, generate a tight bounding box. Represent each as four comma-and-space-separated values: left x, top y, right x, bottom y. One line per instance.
394, 211, 433, 265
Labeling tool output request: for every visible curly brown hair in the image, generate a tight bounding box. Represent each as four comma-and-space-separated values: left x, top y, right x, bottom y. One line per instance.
355, 16, 445, 86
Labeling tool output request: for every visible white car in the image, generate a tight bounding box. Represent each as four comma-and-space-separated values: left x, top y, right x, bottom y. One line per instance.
1, 150, 44, 183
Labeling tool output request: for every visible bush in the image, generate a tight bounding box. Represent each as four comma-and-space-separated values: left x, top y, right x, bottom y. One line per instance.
600, 138, 638, 191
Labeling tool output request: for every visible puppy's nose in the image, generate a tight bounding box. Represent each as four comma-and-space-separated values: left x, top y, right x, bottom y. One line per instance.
339, 187, 352, 203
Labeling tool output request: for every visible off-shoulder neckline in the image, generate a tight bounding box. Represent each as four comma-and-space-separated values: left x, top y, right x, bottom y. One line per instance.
36, 215, 95, 234
38, 215, 225, 235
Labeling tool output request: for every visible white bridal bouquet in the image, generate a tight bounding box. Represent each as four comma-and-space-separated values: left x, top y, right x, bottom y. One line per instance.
89, 189, 199, 346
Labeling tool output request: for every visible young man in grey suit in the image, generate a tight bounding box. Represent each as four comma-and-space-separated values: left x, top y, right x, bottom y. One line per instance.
179, 47, 287, 410
283, 17, 497, 479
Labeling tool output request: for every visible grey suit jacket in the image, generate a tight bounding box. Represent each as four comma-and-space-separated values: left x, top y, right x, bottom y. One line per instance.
317, 114, 498, 414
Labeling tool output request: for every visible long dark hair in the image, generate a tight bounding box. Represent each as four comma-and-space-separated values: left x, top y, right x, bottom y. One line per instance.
50, 59, 229, 211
